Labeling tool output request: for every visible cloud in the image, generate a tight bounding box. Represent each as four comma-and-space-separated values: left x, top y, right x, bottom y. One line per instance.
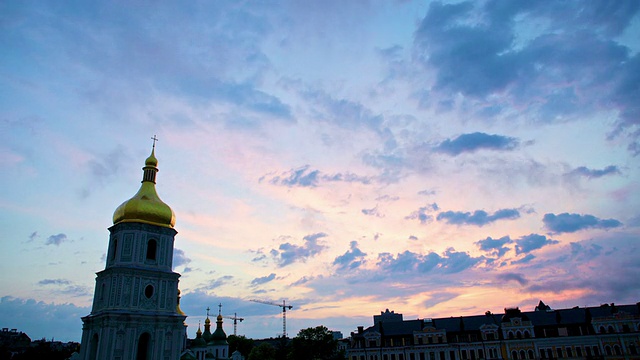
543, 213, 623, 233
515, 234, 559, 254
264, 165, 372, 187
271, 233, 328, 267
197, 276, 234, 291
376, 248, 482, 275
496, 272, 529, 286
475, 236, 513, 257
45, 233, 68, 246
405, 203, 439, 224
437, 208, 520, 226
38, 279, 71, 286
301, 88, 384, 132
173, 248, 192, 268
333, 241, 367, 271
510, 254, 535, 265
0, 296, 89, 342
27, 231, 38, 243
362, 205, 384, 217
567, 165, 621, 179
413, 1, 640, 150
36, 279, 91, 297
251, 273, 276, 286
434, 132, 519, 155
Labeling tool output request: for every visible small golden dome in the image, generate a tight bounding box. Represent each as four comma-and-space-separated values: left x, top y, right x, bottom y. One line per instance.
112, 148, 175, 228
145, 151, 158, 167
217, 314, 223, 322
205, 317, 211, 325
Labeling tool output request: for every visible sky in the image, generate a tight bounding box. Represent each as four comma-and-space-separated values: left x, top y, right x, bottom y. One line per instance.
1, 0, 639, 343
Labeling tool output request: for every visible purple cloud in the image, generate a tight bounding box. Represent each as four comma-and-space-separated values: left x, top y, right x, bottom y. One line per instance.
515, 234, 559, 254
434, 132, 519, 155
437, 208, 520, 226
333, 241, 367, 271
543, 213, 622, 233
251, 273, 276, 286
568, 165, 620, 179
271, 233, 328, 267
45, 233, 68, 246
475, 236, 513, 257
496, 272, 529, 286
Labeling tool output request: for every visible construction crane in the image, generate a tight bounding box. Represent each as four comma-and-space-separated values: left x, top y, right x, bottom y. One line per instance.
251, 299, 293, 338
224, 313, 244, 336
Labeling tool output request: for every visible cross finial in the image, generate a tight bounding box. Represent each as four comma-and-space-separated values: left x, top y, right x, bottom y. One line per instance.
206, 307, 210, 317
218, 303, 222, 315
151, 135, 159, 149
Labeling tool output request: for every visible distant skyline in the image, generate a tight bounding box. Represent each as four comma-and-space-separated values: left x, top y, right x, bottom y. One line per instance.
1, 1, 639, 342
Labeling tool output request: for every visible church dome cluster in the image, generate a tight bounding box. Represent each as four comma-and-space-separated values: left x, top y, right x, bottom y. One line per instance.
112, 148, 176, 228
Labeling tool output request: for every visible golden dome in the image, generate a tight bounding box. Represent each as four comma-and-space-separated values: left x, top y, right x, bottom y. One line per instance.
205, 317, 211, 325
112, 148, 175, 228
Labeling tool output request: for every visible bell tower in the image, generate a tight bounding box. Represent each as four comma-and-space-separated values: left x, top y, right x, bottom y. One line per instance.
80, 141, 187, 360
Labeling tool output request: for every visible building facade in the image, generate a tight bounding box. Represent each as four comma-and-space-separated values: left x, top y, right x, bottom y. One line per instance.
79, 146, 187, 360
348, 302, 640, 360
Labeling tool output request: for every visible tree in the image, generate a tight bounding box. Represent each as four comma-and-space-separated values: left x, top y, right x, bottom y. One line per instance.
227, 335, 254, 358
287, 325, 345, 360
248, 342, 276, 360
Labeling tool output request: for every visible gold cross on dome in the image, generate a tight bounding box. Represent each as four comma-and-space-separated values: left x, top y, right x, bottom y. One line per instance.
151, 135, 158, 149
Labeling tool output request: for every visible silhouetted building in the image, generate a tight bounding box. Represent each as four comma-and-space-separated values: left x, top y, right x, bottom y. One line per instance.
348, 302, 640, 360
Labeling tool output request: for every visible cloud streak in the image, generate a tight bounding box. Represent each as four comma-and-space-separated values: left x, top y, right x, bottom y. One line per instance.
543, 213, 623, 233
435, 133, 519, 155
437, 209, 520, 226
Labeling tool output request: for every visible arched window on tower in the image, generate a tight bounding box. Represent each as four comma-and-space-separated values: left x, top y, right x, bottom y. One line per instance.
111, 238, 118, 261
146, 239, 157, 261
88, 333, 99, 360
99, 283, 106, 301
137, 332, 151, 360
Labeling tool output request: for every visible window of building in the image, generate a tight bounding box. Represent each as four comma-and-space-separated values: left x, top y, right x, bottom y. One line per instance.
439, 351, 445, 360
136, 333, 151, 360
528, 350, 534, 359
608, 325, 615, 333
89, 334, 99, 360
524, 331, 530, 338
449, 351, 456, 360
623, 324, 630, 332
630, 344, 637, 355
420, 353, 425, 360
605, 346, 612, 356
146, 239, 157, 261
144, 284, 154, 298
593, 346, 599, 356
410, 354, 415, 360
566, 347, 572, 357
461, 350, 467, 360
576, 347, 582, 357
599, 326, 606, 333
519, 350, 525, 360
540, 349, 546, 359
508, 332, 514, 339
614, 345, 621, 356
511, 350, 518, 360
556, 348, 563, 358
111, 239, 118, 261
547, 349, 553, 359
516, 331, 522, 339
478, 349, 484, 359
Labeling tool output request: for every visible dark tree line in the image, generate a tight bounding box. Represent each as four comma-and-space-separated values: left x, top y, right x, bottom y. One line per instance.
229, 326, 345, 360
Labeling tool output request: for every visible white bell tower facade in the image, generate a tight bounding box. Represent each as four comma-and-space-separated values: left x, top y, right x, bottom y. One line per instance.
80, 143, 187, 360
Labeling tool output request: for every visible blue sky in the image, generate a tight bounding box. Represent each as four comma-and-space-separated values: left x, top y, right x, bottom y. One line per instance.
1, 1, 639, 342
